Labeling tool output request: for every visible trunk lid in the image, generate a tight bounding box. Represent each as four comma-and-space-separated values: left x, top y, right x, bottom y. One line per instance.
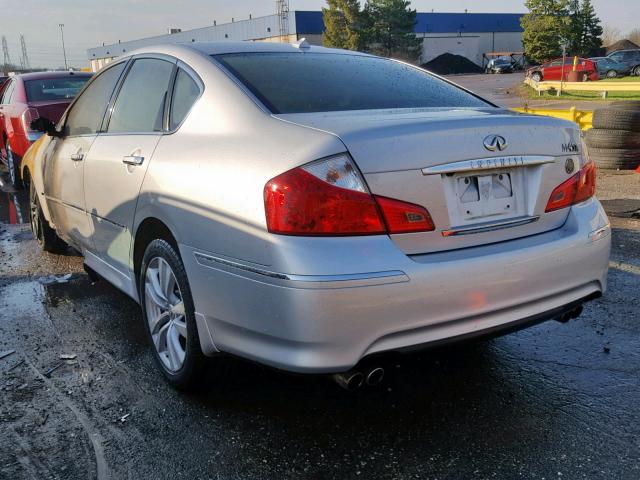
277, 108, 584, 254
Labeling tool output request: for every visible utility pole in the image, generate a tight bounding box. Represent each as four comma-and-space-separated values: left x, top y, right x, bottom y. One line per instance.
2, 36, 11, 68
59, 23, 68, 70
20, 35, 30, 69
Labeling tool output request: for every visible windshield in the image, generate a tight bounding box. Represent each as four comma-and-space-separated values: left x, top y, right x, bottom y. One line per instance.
214, 52, 489, 114
25, 76, 91, 102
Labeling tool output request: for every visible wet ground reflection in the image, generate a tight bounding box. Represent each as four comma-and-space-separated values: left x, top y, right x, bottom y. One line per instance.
0, 172, 29, 225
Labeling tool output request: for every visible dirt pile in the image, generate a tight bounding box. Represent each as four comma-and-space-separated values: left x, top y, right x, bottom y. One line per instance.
606, 39, 640, 54
421, 53, 483, 75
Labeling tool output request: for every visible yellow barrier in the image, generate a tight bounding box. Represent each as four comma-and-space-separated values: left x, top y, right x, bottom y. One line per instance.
525, 77, 640, 98
513, 106, 593, 130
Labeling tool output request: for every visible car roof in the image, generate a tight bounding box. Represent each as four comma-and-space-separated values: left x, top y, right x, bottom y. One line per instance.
126, 41, 369, 58
15, 71, 93, 81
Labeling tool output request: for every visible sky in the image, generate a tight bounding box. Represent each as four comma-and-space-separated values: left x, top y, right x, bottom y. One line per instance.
1, 0, 638, 69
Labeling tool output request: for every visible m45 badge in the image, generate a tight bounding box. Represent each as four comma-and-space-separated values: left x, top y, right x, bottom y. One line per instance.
561, 143, 579, 153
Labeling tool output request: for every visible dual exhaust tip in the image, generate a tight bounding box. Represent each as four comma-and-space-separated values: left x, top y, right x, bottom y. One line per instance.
555, 305, 583, 323
332, 367, 385, 391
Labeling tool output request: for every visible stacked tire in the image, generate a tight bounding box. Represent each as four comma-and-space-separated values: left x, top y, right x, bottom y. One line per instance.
586, 102, 640, 170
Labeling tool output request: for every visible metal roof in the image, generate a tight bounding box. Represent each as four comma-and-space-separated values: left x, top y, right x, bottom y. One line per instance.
88, 11, 524, 60
294, 11, 524, 35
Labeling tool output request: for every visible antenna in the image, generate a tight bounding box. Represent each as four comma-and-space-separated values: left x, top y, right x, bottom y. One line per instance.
276, 0, 290, 40
20, 35, 30, 69
2, 36, 11, 67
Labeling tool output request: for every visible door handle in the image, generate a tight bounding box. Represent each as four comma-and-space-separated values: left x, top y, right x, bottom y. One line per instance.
70, 152, 84, 161
122, 155, 145, 166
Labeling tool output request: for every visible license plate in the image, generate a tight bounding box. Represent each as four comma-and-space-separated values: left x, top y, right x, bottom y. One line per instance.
456, 172, 514, 219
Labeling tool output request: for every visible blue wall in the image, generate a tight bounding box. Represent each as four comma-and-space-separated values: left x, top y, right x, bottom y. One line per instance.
294, 11, 524, 35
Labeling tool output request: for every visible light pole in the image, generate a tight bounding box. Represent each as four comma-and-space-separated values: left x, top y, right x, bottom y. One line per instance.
59, 23, 68, 70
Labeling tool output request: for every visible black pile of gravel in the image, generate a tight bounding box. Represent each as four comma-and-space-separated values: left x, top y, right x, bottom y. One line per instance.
606, 39, 640, 54
421, 53, 484, 75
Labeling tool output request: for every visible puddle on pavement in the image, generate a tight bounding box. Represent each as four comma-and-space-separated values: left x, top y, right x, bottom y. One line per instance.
600, 198, 640, 219
0, 179, 29, 225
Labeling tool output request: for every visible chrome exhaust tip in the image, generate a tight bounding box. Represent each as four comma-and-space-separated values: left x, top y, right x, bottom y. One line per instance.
365, 367, 385, 386
332, 371, 365, 391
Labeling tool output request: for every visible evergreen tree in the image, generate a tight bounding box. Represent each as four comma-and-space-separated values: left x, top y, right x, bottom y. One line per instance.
323, 0, 363, 51
579, 0, 603, 56
567, 0, 583, 55
521, 0, 570, 63
360, 0, 422, 60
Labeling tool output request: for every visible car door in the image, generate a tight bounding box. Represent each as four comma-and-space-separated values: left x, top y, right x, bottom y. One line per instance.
83, 56, 176, 276
42, 61, 127, 250
543, 61, 562, 80
0, 79, 16, 157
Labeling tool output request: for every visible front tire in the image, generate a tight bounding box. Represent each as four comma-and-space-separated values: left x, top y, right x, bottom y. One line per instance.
531, 72, 542, 82
606, 70, 617, 79
7, 145, 23, 189
139, 239, 207, 390
633, 66, 640, 77
29, 180, 67, 253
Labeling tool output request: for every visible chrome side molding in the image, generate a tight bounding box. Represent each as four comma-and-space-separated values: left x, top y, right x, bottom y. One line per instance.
422, 155, 555, 175
193, 252, 409, 288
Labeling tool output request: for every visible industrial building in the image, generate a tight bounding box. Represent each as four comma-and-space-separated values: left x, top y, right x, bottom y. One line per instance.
87, 10, 524, 72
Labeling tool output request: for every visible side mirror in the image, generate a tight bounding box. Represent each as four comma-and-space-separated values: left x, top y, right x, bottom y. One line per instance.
30, 117, 63, 138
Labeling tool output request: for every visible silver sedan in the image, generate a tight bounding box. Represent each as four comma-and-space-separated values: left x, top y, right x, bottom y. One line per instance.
22, 42, 610, 389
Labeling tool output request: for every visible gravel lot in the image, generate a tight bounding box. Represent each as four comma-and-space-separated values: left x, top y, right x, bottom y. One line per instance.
1, 167, 639, 479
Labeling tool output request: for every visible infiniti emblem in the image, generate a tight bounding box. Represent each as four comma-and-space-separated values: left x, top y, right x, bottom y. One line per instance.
483, 135, 508, 152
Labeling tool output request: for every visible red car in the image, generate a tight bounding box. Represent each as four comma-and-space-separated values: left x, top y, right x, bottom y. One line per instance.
0, 71, 92, 187
527, 57, 600, 82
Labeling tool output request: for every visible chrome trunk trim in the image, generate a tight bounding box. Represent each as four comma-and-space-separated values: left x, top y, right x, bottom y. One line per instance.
422, 155, 555, 175
442, 216, 540, 237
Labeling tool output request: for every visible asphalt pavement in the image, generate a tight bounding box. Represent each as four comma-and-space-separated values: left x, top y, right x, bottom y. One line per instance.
446, 72, 621, 110
1, 166, 639, 479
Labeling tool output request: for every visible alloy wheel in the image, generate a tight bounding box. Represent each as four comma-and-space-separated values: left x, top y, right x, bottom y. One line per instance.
606, 70, 617, 78
29, 183, 42, 244
144, 257, 188, 373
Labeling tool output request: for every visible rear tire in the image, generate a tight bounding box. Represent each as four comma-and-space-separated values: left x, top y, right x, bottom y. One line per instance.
606, 70, 617, 79
585, 128, 640, 149
531, 72, 542, 82
608, 100, 640, 111
633, 66, 640, 77
587, 147, 640, 170
6, 145, 23, 190
139, 239, 210, 390
592, 108, 640, 131
29, 180, 67, 253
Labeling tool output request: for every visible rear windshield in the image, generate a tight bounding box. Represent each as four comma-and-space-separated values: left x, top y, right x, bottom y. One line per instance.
214, 52, 489, 114
25, 76, 90, 102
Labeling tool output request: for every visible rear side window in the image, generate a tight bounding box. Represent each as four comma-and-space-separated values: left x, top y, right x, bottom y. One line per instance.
25, 77, 89, 102
169, 69, 200, 130
214, 52, 488, 114
108, 58, 174, 133
1, 80, 15, 104
65, 63, 125, 136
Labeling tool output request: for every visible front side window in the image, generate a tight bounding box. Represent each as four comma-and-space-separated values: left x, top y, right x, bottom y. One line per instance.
108, 58, 174, 133
25, 76, 89, 102
65, 63, 125, 136
169, 69, 200, 130
214, 52, 489, 114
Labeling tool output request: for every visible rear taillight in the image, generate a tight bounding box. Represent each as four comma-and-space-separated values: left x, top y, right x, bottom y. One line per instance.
545, 161, 596, 212
264, 154, 435, 236
21, 107, 42, 142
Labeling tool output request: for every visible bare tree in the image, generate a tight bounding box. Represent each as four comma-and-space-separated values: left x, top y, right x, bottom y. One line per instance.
602, 24, 621, 47
628, 28, 640, 46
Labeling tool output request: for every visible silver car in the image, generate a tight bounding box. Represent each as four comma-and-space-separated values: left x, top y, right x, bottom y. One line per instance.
23, 42, 611, 390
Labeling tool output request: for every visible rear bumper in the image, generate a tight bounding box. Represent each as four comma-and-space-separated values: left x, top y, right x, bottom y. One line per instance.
183, 198, 611, 373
